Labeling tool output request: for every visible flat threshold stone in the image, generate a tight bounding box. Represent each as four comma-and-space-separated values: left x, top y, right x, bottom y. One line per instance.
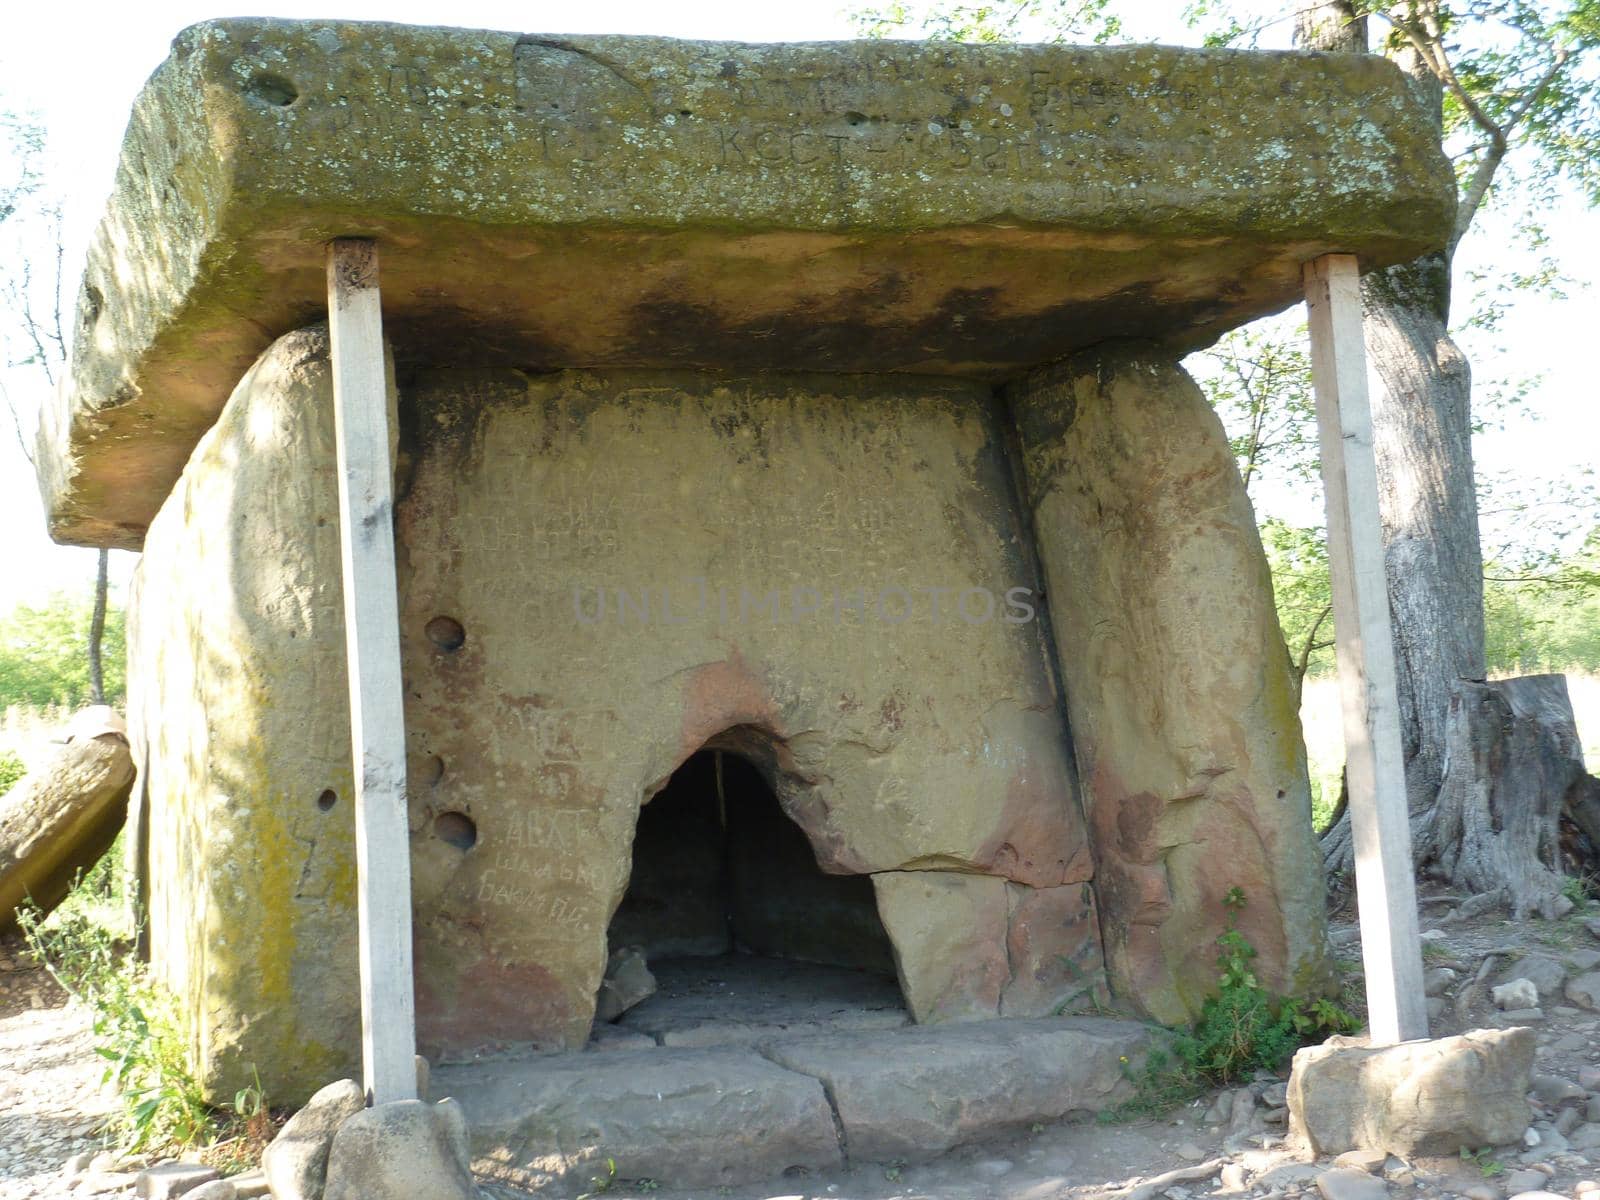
433, 1016, 1150, 1191
435, 1046, 841, 1191
41, 19, 1452, 548
762, 1016, 1150, 1161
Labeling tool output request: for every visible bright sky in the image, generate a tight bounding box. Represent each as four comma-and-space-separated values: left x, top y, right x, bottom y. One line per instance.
0, 0, 1595, 611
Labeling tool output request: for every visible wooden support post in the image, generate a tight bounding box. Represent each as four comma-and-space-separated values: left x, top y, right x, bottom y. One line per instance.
1304, 254, 1428, 1045
327, 238, 418, 1103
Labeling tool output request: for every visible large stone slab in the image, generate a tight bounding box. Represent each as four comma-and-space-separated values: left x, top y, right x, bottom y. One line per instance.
1287, 1029, 1535, 1157
435, 1047, 842, 1191
126, 326, 369, 1104
1010, 342, 1334, 1022
42, 20, 1452, 547
759, 1016, 1148, 1161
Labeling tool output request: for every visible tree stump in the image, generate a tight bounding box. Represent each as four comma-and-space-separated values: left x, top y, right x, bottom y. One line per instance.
1423, 675, 1596, 919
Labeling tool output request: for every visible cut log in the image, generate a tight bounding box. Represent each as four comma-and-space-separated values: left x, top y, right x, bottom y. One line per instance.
1423, 675, 1594, 918
0, 707, 135, 925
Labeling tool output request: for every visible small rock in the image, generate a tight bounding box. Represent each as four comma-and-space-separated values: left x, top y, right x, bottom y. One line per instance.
1503, 1168, 1548, 1193
1424, 967, 1459, 997
1460, 1185, 1497, 1200
1204, 1091, 1234, 1125
1426, 996, 1447, 1021
1420, 929, 1448, 941
1315, 1167, 1389, 1200
1501, 1008, 1544, 1021
1568, 971, 1600, 1011
322, 1098, 478, 1200
1505, 1193, 1566, 1200
1570, 1123, 1600, 1151
595, 945, 657, 1024
1555, 1106, 1584, 1136
1175, 1142, 1206, 1162
1589, 1095, 1600, 1123
1531, 1073, 1587, 1104
1500, 956, 1568, 1002
1334, 1149, 1388, 1174
1524, 1127, 1541, 1148
1573, 1180, 1598, 1194
1585, 917, 1600, 938
1265, 1106, 1288, 1125
1577, 1065, 1600, 1090
134, 1163, 220, 1199
184, 1183, 237, 1200
62, 1152, 93, 1179
1568, 949, 1600, 973
1261, 1082, 1289, 1109
1494, 979, 1541, 1011
227, 1171, 270, 1199
1555, 895, 1578, 918
1219, 1162, 1248, 1191
263, 1077, 366, 1200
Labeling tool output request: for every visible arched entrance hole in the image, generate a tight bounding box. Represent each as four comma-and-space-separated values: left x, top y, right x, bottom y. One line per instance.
603, 739, 904, 1033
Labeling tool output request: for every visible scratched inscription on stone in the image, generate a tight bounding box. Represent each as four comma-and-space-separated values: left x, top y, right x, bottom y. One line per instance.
290, 42, 1243, 192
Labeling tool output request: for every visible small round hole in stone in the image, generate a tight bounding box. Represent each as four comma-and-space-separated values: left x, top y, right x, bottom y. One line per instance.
434, 811, 477, 851
245, 72, 299, 107
426, 616, 466, 652
317, 789, 337, 812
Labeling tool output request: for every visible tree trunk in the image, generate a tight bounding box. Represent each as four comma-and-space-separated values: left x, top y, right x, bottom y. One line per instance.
1423, 675, 1591, 918
1297, 3, 1488, 878
87, 547, 108, 706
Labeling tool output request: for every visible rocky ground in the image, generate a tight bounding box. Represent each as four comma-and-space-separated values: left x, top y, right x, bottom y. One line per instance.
2, 888, 1598, 1200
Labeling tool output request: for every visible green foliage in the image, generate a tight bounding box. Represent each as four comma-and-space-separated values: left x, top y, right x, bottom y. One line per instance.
1198, 318, 1319, 498
1462, 1146, 1506, 1178
17, 887, 211, 1151
0, 749, 24, 795
0, 590, 125, 708
849, 0, 1121, 43
1108, 890, 1356, 1118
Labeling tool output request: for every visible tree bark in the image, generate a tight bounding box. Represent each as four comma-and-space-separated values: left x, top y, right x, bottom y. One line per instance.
87, 547, 107, 705
1423, 675, 1590, 918
1297, 3, 1488, 877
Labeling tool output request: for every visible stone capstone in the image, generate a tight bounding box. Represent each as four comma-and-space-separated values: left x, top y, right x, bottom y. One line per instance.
0, 707, 134, 926
322, 1099, 480, 1200
262, 1078, 367, 1200
40, 21, 1454, 548
1287, 1029, 1535, 1157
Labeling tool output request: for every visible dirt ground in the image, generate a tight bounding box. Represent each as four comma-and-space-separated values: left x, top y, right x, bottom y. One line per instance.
2, 886, 1598, 1200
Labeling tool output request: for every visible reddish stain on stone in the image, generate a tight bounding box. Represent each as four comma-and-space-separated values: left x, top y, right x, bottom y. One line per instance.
416, 954, 578, 1059
973, 754, 1090, 888
678, 651, 782, 755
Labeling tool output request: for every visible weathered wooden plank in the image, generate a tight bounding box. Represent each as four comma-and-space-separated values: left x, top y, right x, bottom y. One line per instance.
327, 238, 418, 1103
1304, 253, 1428, 1044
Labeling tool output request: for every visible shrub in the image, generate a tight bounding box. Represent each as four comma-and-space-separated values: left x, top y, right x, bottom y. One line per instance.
0, 749, 24, 795
1109, 888, 1356, 1118
18, 891, 212, 1150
